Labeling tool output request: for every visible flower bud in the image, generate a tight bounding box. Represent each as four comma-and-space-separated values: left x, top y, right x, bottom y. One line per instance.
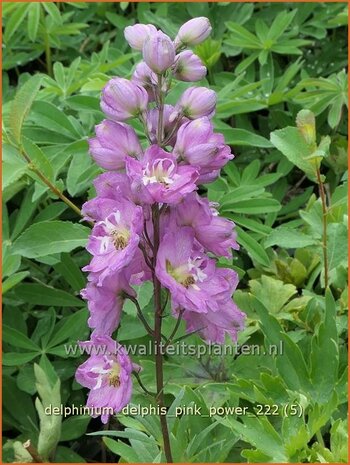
101, 77, 148, 121
88, 120, 143, 170
175, 17, 212, 47
171, 87, 216, 120
296, 109, 316, 147
173, 51, 207, 82
124, 23, 157, 50
131, 62, 157, 101
143, 30, 176, 74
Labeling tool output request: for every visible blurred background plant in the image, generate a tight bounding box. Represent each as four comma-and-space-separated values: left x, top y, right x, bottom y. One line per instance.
2, 2, 348, 463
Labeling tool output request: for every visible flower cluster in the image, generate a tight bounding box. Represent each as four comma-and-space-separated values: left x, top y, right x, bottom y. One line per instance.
76, 17, 245, 424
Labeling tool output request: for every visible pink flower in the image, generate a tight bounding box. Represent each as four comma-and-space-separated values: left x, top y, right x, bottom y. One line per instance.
181, 299, 245, 344
82, 250, 150, 336
174, 118, 233, 182
101, 78, 148, 122
131, 62, 158, 101
83, 199, 143, 285
75, 335, 134, 423
170, 87, 216, 121
126, 145, 198, 204
81, 271, 134, 336
171, 193, 238, 257
88, 120, 142, 170
156, 227, 232, 313
173, 51, 207, 82
124, 24, 157, 50
143, 31, 176, 74
175, 17, 212, 47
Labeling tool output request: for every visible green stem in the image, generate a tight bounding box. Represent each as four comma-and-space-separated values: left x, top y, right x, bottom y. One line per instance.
20, 148, 89, 223
157, 75, 165, 144
125, 294, 155, 337
152, 206, 173, 463
316, 167, 328, 289
164, 309, 184, 349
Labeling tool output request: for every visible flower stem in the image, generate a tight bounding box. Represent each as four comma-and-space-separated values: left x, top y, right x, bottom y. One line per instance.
125, 294, 155, 337
20, 148, 84, 220
316, 167, 328, 289
157, 75, 165, 144
152, 205, 173, 463
164, 309, 184, 349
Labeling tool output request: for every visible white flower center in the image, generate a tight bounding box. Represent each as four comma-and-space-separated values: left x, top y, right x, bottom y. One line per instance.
142, 159, 176, 186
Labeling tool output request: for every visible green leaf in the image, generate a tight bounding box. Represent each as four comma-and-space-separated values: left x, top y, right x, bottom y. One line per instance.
218, 128, 273, 147
3, 324, 40, 351
27, 3, 41, 42
222, 198, 281, 214
4, 3, 29, 43
264, 227, 318, 248
60, 416, 91, 441
54, 446, 86, 463
103, 437, 140, 462
2, 144, 28, 189
2, 271, 29, 294
31, 100, 81, 139
53, 253, 86, 292
3, 352, 39, 366
327, 223, 348, 271
13, 220, 89, 258
34, 363, 62, 461
253, 297, 312, 391
227, 415, 287, 462
236, 226, 270, 267
249, 276, 297, 314
42, 2, 61, 24
310, 291, 339, 402
47, 309, 88, 348
270, 127, 317, 181
225, 22, 261, 49
9, 74, 43, 144
16, 283, 84, 307
64, 95, 100, 112
22, 137, 54, 182
3, 374, 38, 431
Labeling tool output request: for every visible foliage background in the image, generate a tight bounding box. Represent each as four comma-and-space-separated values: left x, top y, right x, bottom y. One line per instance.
2, 1, 348, 463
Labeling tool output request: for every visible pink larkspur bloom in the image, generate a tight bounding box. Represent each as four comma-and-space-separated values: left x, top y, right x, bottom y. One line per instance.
156, 227, 234, 313
180, 299, 245, 344
88, 120, 142, 170
83, 199, 143, 285
174, 117, 233, 183
101, 78, 148, 122
143, 30, 176, 74
170, 87, 216, 121
75, 335, 134, 423
171, 192, 238, 257
126, 145, 198, 204
175, 17, 212, 47
173, 51, 207, 82
124, 24, 157, 50
131, 62, 158, 101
